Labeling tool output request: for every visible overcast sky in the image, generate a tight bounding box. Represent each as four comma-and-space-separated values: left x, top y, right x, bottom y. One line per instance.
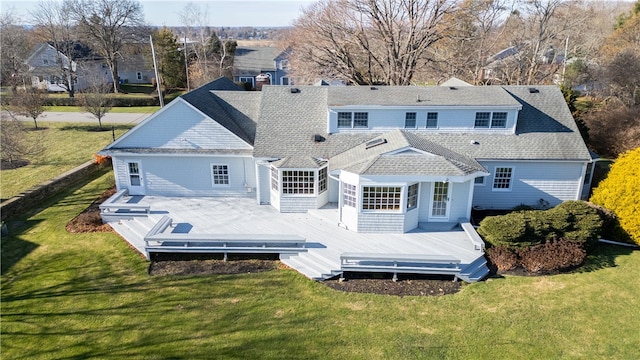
0, 0, 316, 27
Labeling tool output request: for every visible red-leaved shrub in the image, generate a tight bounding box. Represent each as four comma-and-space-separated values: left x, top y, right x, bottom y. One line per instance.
517, 238, 586, 273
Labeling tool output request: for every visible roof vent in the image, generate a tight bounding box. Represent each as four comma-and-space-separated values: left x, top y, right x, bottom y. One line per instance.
365, 138, 387, 149
528, 87, 539, 93
313, 134, 326, 142
290, 88, 300, 94
470, 140, 480, 145
449, 86, 457, 90
416, 95, 421, 102
370, 86, 378, 90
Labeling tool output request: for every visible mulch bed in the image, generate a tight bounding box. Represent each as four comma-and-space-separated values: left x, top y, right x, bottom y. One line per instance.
66, 186, 117, 233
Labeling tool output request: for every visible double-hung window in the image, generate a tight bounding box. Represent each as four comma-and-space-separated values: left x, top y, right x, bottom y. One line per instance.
475, 112, 491, 128
404, 112, 417, 128
491, 112, 507, 128
337, 111, 368, 128
493, 167, 513, 190
211, 164, 229, 186
426, 112, 438, 128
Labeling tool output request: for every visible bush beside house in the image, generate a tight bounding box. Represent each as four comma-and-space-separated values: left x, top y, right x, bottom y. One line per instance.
590, 148, 640, 246
478, 201, 603, 273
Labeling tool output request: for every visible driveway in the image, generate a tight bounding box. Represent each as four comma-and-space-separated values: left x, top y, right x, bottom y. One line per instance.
1, 110, 151, 125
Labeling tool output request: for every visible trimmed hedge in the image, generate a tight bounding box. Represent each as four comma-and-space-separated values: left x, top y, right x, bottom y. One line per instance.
590, 148, 640, 245
477, 201, 603, 250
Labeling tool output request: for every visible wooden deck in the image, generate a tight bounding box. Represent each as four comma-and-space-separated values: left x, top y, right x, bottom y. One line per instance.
103, 195, 489, 282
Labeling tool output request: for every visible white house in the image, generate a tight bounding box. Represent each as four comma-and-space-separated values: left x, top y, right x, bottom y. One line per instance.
99, 77, 594, 281
25, 43, 111, 92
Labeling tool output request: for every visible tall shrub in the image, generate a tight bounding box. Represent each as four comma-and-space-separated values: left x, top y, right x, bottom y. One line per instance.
590, 148, 640, 245
477, 201, 602, 249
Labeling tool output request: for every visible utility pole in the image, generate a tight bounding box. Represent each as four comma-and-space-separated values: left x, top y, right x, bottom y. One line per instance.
150, 35, 164, 107
184, 34, 190, 92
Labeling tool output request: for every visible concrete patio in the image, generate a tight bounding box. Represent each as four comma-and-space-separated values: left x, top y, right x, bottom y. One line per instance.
103, 195, 489, 281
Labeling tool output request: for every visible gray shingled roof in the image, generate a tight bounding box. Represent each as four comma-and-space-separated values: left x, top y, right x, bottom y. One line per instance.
330, 129, 486, 176
181, 77, 257, 145
252, 85, 591, 163
327, 85, 521, 107
233, 46, 279, 75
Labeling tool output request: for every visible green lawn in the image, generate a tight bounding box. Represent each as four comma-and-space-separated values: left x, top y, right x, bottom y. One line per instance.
1, 173, 639, 359
0, 122, 132, 200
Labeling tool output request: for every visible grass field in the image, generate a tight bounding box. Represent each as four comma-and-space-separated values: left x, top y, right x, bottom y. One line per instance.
1, 173, 639, 359
0, 122, 132, 200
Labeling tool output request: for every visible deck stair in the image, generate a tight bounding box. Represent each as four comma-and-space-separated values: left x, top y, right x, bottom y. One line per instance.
280, 251, 342, 280
456, 255, 490, 282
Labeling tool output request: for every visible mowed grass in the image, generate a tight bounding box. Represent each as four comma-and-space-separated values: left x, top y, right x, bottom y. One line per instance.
1, 173, 639, 359
0, 122, 132, 200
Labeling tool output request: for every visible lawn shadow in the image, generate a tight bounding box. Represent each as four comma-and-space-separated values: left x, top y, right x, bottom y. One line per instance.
1, 220, 42, 273
575, 242, 635, 273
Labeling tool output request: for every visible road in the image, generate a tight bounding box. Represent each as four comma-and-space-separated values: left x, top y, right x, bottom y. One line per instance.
1, 110, 152, 125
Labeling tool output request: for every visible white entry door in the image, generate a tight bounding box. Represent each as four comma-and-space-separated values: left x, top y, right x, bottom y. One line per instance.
430, 182, 450, 220
126, 161, 145, 195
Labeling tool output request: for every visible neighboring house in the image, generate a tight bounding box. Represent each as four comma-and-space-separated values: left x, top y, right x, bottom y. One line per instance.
25, 43, 110, 92
100, 77, 593, 281
233, 46, 291, 88
119, 53, 155, 85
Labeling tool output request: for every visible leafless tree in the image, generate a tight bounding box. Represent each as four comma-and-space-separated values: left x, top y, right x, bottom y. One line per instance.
8, 88, 48, 129
68, 0, 145, 93
0, 118, 47, 169
287, 0, 458, 85
77, 74, 113, 129
30, 0, 79, 97
0, 9, 31, 93
180, 2, 212, 83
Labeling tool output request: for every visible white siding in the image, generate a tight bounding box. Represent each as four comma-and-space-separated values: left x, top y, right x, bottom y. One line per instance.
112, 155, 255, 197
279, 197, 318, 213
357, 212, 405, 233
115, 100, 252, 150
473, 161, 585, 210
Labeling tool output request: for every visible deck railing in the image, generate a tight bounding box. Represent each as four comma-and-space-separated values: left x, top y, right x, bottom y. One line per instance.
144, 215, 307, 259
99, 189, 150, 215
340, 252, 462, 281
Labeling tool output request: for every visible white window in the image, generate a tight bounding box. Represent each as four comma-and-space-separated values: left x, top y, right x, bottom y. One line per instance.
136, 71, 142, 80
474, 176, 485, 186
211, 164, 229, 186
343, 183, 356, 207
337, 111, 368, 129
407, 183, 419, 210
493, 167, 513, 190
281, 77, 289, 85
282, 170, 315, 195
362, 186, 402, 211
475, 112, 491, 128
404, 112, 416, 128
426, 112, 438, 128
318, 167, 327, 194
353, 112, 368, 128
278, 59, 290, 70
491, 112, 507, 128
